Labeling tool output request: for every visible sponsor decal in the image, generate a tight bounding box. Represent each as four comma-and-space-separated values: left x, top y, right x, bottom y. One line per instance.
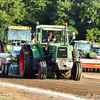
59, 49, 65, 51
94, 64, 100, 66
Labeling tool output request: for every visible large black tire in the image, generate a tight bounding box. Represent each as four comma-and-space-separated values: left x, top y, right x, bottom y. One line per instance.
43, 61, 47, 79
19, 47, 32, 78
60, 70, 71, 79
4, 64, 8, 75
56, 70, 60, 79
1, 64, 5, 74
38, 61, 47, 79
87, 53, 90, 58
73, 48, 78, 62
72, 62, 82, 81
38, 61, 44, 79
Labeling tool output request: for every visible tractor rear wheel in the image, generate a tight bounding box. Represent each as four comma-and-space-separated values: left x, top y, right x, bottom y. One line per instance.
19, 47, 32, 78
72, 62, 82, 81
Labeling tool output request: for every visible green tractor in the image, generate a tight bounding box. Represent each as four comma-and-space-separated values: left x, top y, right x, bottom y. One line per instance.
70, 40, 100, 72
70, 40, 91, 58
70, 40, 100, 59
19, 23, 82, 80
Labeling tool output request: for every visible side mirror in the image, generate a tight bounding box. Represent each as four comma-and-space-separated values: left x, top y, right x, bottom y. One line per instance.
72, 32, 76, 40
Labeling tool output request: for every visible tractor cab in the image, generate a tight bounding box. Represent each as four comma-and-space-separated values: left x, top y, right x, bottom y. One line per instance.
1, 25, 32, 53
35, 24, 75, 66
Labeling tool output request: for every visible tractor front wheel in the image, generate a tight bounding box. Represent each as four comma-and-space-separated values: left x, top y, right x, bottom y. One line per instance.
72, 62, 82, 81
58, 70, 71, 79
4, 64, 8, 75
1, 64, 5, 74
38, 61, 47, 79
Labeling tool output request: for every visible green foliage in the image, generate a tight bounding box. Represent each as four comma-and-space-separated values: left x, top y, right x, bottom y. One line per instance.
0, 0, 100, 42
86, 28, 100, 44
0, 0, 26, 39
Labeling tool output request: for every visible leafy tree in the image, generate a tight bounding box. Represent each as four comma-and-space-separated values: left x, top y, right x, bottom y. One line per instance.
0, 0, 100, 42
55, 0, 100, 41
55, 0, 79, 36
22, 0, 47, 29
86, 28, 100, 43
23, 0, 58, 29
85, 0, 100, 42
0, 0, 26, 39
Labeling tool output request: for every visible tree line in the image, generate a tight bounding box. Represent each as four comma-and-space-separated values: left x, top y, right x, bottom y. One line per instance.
0, 0, 100, 43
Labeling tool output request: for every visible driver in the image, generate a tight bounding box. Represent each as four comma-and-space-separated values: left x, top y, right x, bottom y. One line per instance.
13, 32, 21, 39
93, 48, 98, 53
47, 31, 56, 42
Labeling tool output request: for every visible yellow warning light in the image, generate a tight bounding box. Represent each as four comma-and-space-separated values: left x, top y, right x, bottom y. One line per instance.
36, 21, 39, 25
65, 23, 67, 26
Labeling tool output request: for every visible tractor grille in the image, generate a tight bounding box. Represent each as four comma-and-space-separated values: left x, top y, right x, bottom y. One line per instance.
57, 47, 67, 58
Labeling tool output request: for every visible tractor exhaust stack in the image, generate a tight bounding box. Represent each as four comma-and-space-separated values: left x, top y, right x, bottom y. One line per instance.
65, 23, 67, 46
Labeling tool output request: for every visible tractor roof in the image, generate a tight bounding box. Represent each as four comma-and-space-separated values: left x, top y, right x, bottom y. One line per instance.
36, 25, 70, 31
5, 25, 31, 30
92, 43, 100, 48
72, 40, 90, 43
78, 40, 90, 43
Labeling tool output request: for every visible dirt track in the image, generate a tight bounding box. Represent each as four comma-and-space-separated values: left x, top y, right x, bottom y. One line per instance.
0, 84, 71, 100
0, 73, 100, 100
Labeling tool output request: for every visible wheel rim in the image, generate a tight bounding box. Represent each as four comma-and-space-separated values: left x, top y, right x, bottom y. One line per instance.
20, 51, 24, 75
39, 66, 41, 75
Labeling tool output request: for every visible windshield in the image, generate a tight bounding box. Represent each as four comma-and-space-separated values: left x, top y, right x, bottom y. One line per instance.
78, 42, 90, 52
42, 30, 62, 43
8, 29, 31, 41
